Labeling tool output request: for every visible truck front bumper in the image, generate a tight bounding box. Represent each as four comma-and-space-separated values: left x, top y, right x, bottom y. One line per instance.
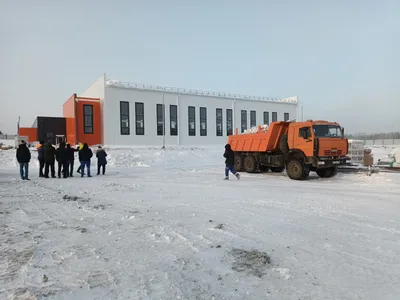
312, 156, 351, 168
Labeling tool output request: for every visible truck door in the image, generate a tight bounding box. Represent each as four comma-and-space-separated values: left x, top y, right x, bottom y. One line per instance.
296, 127, 314, 157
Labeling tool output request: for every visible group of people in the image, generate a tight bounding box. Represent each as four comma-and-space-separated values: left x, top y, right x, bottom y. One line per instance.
16, 140, 108, 180
17, 140, 237, 181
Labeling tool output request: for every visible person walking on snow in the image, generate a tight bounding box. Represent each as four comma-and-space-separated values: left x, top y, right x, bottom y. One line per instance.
79, 143, 93, 177
96, 146, 108, 175
16, 140, 31, 180
37, 141, 45, 177
223, 144, 240, 180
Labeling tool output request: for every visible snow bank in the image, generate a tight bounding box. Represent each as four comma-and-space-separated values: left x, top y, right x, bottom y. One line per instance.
0, 146, 224, 170
242, 124, 269, 134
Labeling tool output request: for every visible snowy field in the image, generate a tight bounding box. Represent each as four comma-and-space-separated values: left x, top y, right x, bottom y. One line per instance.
1, 147, 400, 300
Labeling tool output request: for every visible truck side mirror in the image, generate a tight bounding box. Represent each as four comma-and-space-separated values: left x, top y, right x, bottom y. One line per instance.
341, 127, 344, 137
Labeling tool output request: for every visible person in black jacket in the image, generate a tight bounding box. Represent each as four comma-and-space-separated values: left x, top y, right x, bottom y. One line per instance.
96, 146, 108, 175
79, 143, 93, 177
55, 141, 69, 178
37, 141, 45, 177
43, 140, 56, 178
223, 144, 240, 180
16, 141, 31, 180
66, 143, 78, 177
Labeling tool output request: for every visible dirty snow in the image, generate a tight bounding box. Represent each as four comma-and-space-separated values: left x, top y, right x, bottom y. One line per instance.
1, 147, 400, 300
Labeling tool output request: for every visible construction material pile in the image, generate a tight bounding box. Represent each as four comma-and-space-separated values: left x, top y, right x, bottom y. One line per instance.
242, 124, 269, 134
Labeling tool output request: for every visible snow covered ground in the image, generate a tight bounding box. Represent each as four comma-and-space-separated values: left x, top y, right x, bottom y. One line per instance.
1, 147, 400, 300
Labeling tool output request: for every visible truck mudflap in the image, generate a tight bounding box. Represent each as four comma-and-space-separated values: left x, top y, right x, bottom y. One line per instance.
311, 156, 351, 168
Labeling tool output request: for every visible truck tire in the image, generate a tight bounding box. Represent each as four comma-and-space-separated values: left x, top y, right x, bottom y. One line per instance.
316, 166, 338, 178
279, 134, 289, 153
244, 155, 257, 173
286, 159, 308, 180
270, 166, 285, 173
234, 154, 243, 171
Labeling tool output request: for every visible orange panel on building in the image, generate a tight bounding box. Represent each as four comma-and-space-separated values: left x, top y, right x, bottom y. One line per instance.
75, 97, 102, 146
18, 127, 37, 143
63, 94, 77, 145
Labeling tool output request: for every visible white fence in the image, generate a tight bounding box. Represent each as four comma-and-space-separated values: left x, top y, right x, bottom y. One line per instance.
362, 139, 400, 146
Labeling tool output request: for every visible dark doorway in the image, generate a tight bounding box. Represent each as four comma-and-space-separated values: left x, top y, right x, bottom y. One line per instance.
36, 117, 66, 144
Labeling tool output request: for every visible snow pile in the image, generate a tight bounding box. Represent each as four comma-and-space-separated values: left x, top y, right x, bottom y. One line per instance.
105, 146, 221, 169
0, 139, 15, 147
242, 124, 269, 134
0, 146, 224, 170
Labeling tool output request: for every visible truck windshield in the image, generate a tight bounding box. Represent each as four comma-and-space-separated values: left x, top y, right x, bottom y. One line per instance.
312, 125, 342, 138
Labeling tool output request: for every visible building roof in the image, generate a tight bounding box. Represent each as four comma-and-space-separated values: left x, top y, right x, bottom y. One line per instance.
106, 80, 298, 104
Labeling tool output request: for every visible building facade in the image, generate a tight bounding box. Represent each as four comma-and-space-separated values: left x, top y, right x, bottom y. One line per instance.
18, 74, 299, 147
77, 74, 299, 146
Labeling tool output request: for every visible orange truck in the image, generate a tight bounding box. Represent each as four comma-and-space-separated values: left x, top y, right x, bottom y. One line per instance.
228, 120, 350, 180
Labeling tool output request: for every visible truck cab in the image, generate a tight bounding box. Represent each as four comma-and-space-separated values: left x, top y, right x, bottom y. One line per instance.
285, 120, 350, 178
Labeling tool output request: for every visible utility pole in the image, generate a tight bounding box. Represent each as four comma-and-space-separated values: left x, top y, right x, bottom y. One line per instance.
17, 116, 20, 137
162, 92, 165, 150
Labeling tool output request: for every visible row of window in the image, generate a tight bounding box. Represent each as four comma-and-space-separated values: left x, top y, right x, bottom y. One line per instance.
119, 102, 290, 136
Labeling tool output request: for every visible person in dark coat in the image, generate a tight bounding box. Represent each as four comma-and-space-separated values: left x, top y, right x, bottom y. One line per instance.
223, 144, 240, 180
16, 140, 31, 180
66, 143, 78, 177
78, 143, 93, 177
96, 146, 108, 175
37, 141, 45, 177
55, 141, 69, 178
43, 140, 56, 178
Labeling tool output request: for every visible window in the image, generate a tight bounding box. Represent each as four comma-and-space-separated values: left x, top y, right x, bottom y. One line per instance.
284, 113, 290, 121
83, 104, 93, 134
188, 106, 196, 136
226, 109, 233, 136
241, 110, 247, 133
120, 101, 130, 135
216, 108, 223, 136
170, 105, 178, 136
263, 112, 269, 125
313, 125, 342, 138
272, 112, 277, 122
156, 104, 165, 136
299, 127, 311, 138
250, 110, 256, 127
135, 102, 144, 135
200, 107, 207, 136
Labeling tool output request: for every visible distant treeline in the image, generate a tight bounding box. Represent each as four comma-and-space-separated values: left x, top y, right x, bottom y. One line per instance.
347, 132, 400, 140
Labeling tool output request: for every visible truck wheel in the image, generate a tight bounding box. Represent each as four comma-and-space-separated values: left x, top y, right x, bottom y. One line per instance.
234, 154, 243, 171
244, 155, 257, 173
270, 167, 285, 173
286, 159, 307, 180
316, 166, 338, 178
279, 134, 289, 153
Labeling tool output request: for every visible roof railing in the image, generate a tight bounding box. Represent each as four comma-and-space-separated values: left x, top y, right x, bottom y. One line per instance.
105, 80, 298, 104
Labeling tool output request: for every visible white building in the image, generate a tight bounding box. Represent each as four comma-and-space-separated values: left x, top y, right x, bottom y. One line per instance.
80, 74, 299, 146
